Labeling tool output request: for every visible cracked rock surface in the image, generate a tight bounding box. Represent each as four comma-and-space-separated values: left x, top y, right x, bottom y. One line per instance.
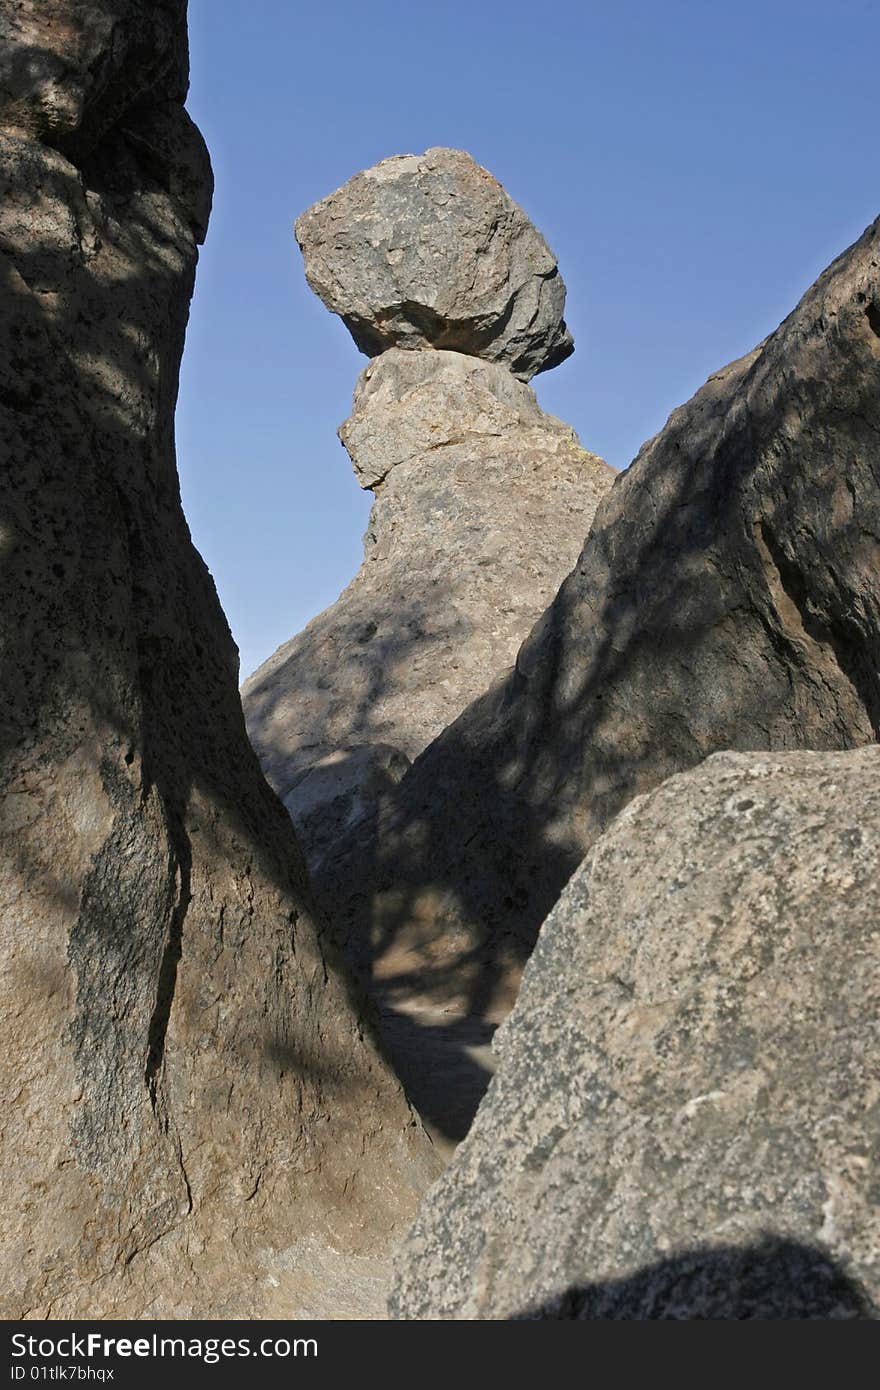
294, 147, 574, 381
0, 0, 438, 1320
390, 747, 880, 1319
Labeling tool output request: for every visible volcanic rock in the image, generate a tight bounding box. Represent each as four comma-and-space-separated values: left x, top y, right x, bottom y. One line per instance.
0, 0, 437, 1320
390, 747, 880, 1319
294, 147, 574, 380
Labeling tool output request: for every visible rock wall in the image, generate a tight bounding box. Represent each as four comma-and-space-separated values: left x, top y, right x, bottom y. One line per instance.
320, 214, 880, 1041
0, 0, 437, 1319
391, 747, 880, 1319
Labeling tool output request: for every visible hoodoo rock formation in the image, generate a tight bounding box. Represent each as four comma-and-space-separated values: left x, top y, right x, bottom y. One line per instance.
245, 152, 610, 875
0, 0, 437, 1320
294, 147, 575, 381
243, 153, 611, 1142
320, 214, 880, 1062
391, 747, 880, 1319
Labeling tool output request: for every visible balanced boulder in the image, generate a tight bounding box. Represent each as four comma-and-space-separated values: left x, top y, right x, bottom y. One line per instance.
246, 153, 610, 1144
294, 147, 574, 380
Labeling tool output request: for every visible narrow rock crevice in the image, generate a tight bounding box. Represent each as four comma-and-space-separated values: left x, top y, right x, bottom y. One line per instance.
144, 829, 192, 1106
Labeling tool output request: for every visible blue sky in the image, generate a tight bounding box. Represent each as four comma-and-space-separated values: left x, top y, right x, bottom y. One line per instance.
177, 0, 879, 681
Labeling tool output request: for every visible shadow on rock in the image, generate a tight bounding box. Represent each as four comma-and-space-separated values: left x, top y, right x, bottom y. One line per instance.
513, 1237, 878, 1320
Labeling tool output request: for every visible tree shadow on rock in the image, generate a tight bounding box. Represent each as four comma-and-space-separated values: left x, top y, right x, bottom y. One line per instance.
513, 1236, 878, 1320
1, 90, 440, 1316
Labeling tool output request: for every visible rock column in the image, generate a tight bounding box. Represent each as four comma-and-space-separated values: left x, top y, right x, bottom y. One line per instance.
242, 150, 613, 1144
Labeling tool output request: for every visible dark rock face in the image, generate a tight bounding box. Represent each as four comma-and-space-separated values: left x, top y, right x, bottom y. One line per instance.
390, 748, 880, 1319
0, 0, 436, 1319
294, 148, 574, 380
320, 215, 880, 1034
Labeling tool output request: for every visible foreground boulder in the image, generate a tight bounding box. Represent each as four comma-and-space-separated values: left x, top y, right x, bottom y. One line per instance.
295, 147, 574, 380
0, 1, 437, 1319
320, 213, 880, 1037
391, 747, 880, 1319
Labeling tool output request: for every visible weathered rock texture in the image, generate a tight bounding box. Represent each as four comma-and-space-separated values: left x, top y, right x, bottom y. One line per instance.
244, 348, 612, 873
320, 214, 880, 1043
391, 747, 880, 1319
295, 147, 574, 380
0, 0, 437, 1320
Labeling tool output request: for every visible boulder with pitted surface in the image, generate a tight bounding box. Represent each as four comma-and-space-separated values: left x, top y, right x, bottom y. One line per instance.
294, 146, 574, 380
391, 747, 880, 1319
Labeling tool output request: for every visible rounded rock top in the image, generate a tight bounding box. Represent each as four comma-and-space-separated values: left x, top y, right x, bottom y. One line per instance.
294, 147, 574, 381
